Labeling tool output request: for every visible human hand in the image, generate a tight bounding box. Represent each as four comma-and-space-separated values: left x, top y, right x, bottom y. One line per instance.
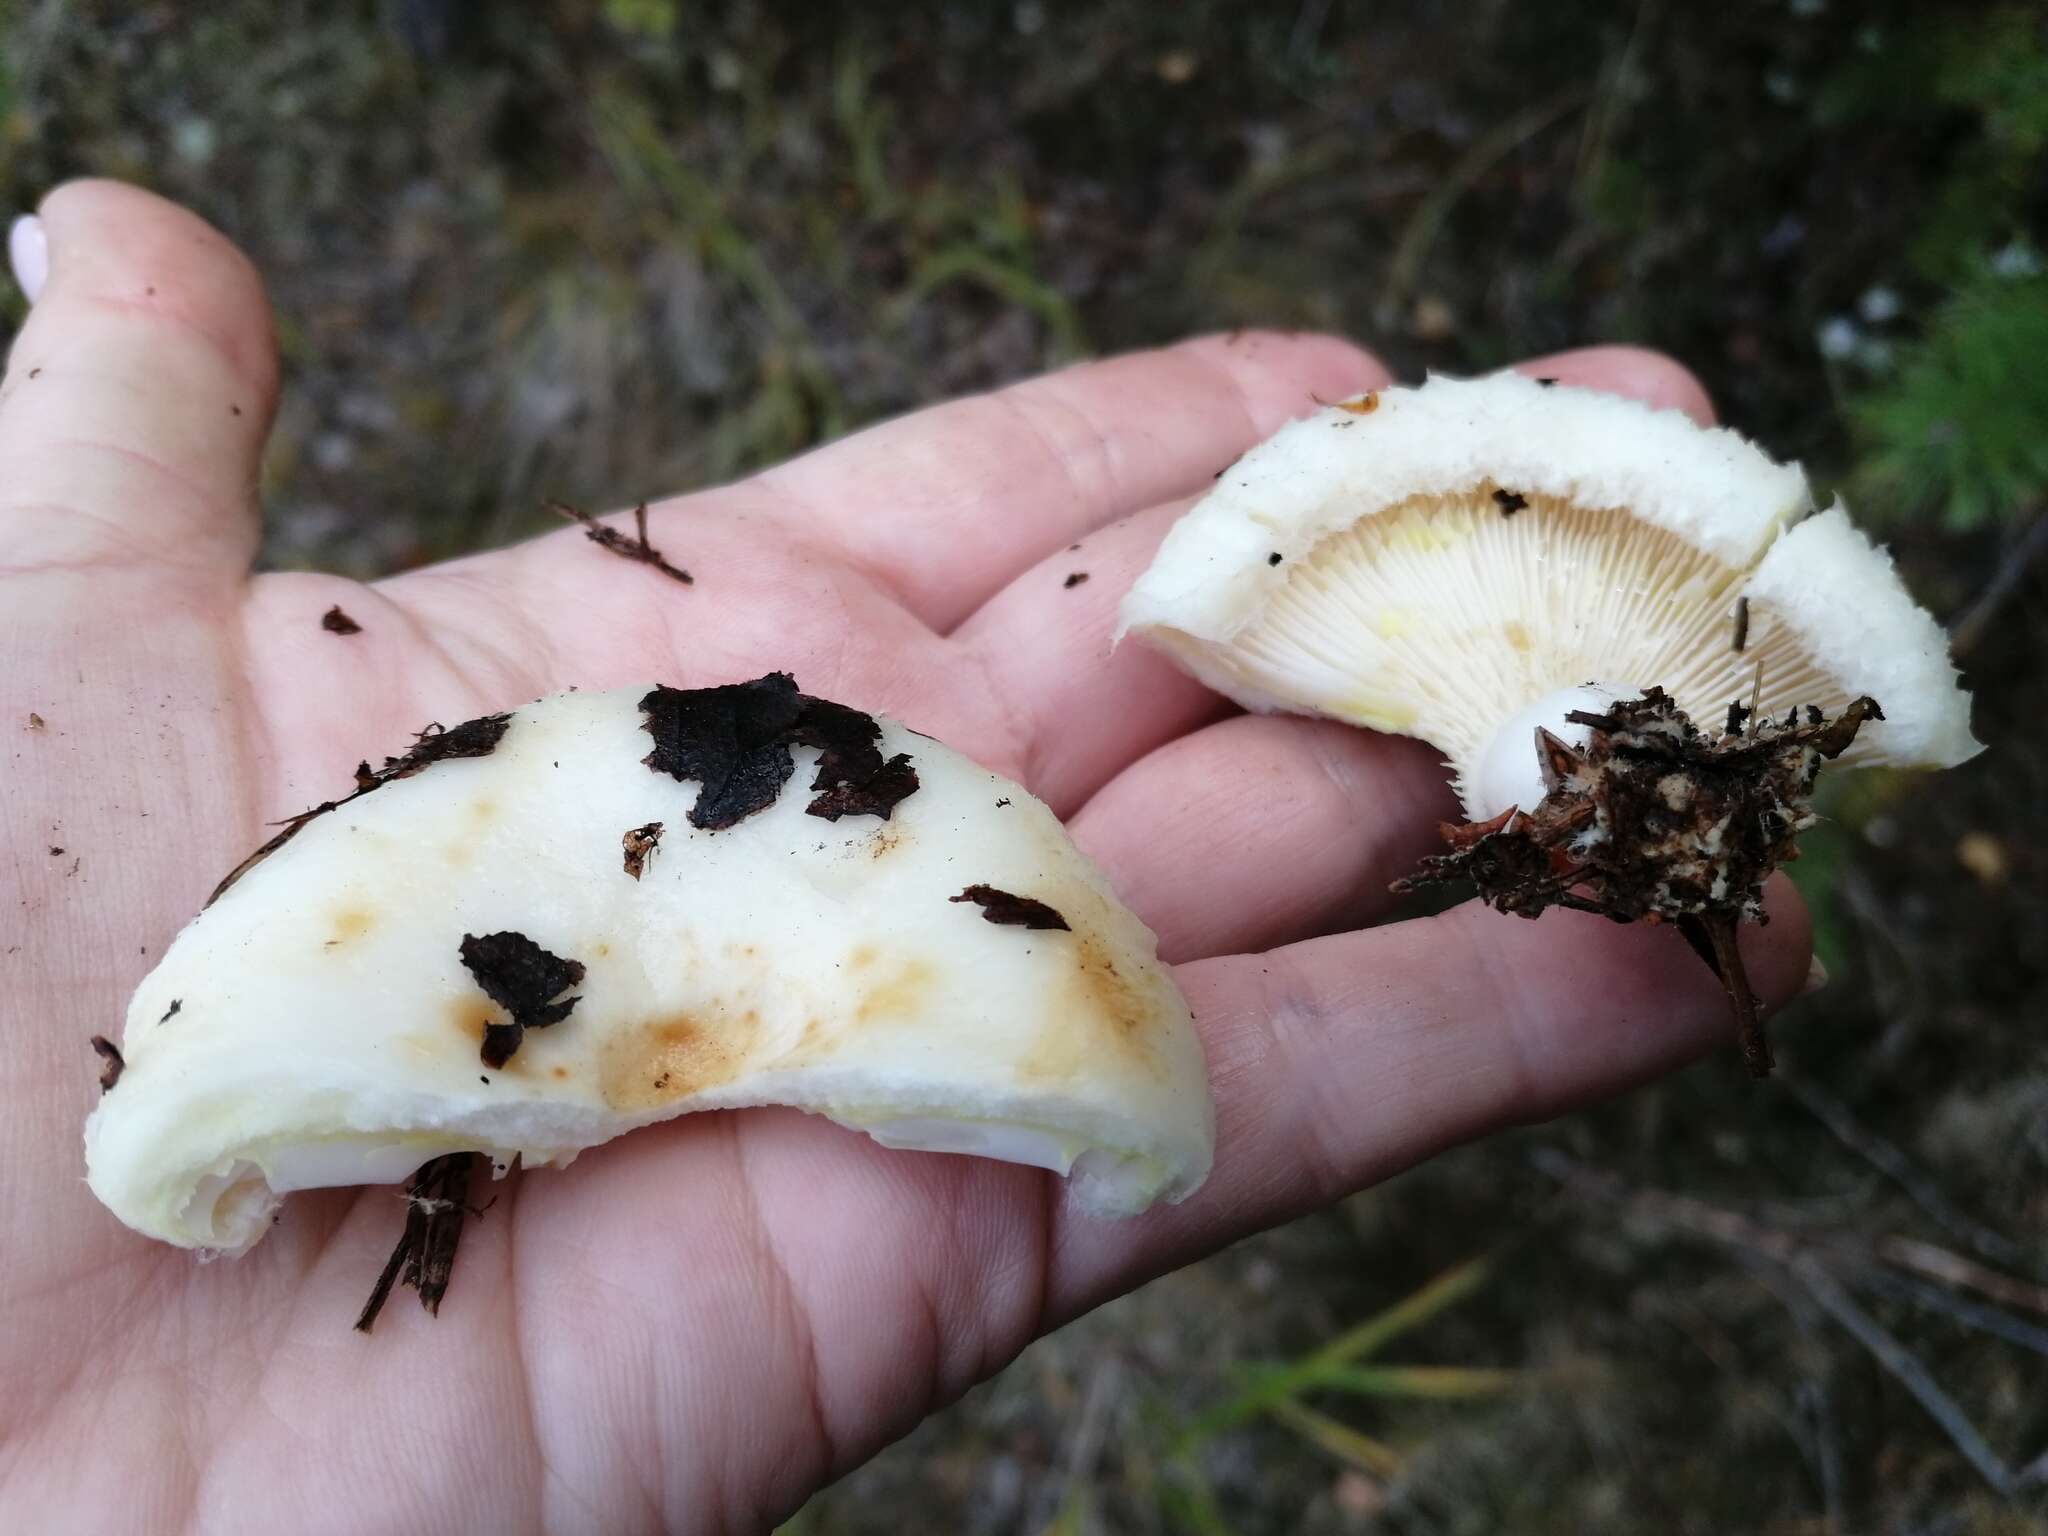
0, 182, 1811, 1533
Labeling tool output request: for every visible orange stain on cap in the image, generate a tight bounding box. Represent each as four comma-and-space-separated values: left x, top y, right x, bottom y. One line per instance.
599, 1009, 758, 1111
324, 908, 376, 947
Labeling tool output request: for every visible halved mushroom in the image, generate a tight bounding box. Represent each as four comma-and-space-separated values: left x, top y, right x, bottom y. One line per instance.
1122, 372, 1978, 818
84, 676, 1214, 1264
1120, 372, 1980, 1072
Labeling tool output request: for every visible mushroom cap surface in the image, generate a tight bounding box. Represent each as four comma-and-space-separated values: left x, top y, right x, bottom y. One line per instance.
85, 685, 1214, 1252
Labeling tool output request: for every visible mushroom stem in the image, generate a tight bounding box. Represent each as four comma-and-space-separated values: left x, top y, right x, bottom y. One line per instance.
1681, 913, 1772, 1078
1395, 688, 1882, 1080
1466, 682, 1643, 820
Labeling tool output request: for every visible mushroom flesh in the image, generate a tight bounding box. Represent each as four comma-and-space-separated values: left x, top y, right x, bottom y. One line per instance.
84, 676, 1215, 1281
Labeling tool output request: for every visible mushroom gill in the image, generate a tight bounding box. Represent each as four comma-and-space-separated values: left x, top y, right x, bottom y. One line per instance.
1192, 487, 1871, 814
1121, 372, 1979, 820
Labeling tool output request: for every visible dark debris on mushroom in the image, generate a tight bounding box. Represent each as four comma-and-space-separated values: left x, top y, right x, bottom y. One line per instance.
638, 673, 920, 830
1392, 687, 1882, 1077
951, 885, 1072, 931
207, 713, 513, 907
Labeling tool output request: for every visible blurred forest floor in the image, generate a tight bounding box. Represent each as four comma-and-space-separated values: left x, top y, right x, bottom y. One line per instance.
4, 2, 2045, 1531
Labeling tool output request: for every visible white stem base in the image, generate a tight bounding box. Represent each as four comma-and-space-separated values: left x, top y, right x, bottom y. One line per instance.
1467, 682, 1642, 821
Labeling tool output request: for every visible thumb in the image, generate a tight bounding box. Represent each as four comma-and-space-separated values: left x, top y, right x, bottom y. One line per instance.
0, 179, 279, 577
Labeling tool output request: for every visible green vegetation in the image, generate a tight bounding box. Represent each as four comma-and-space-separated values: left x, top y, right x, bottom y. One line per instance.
1851, 273, 2048, 533
1157, 1255, 1520, 1524
1814, 5, 2048, 536
4, 2, 2043, 1530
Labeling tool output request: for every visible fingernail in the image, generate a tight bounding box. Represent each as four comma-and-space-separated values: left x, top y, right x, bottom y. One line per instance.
1800, 956, 1829, 996
10, 214, 48, 304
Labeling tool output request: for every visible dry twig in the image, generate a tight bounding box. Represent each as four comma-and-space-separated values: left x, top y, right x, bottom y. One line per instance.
1950, 506, 2048, 658
548, 500, 693, 584
1783, 1073, 2028, 1268
1532, 1148, 2046, 1498
1792, 1258, 2019, 1497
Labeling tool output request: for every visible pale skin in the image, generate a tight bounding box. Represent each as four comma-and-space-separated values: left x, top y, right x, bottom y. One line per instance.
0, 182, 1811, 1534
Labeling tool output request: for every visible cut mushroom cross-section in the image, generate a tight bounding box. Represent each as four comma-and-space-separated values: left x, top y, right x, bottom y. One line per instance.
84, 679, 1214, 1259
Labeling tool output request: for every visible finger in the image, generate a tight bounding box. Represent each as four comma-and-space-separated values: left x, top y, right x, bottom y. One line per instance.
750, 331, 1387, 631
953, 494, 1224, 812
1516, 343, 1716, 425
1069, 714, 1457, 962
957, 344, 1721, 811
0, 180, 278, 576
1045, 875, 1812, 1322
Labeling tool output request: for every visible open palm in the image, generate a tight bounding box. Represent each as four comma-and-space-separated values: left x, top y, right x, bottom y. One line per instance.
0, 183, 1811, 1534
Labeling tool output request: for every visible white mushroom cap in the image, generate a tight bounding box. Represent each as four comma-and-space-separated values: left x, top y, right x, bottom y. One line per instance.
84, 685, 1214, 1253
1120, 371, 1981, 815
1740, 503, 1981, 768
